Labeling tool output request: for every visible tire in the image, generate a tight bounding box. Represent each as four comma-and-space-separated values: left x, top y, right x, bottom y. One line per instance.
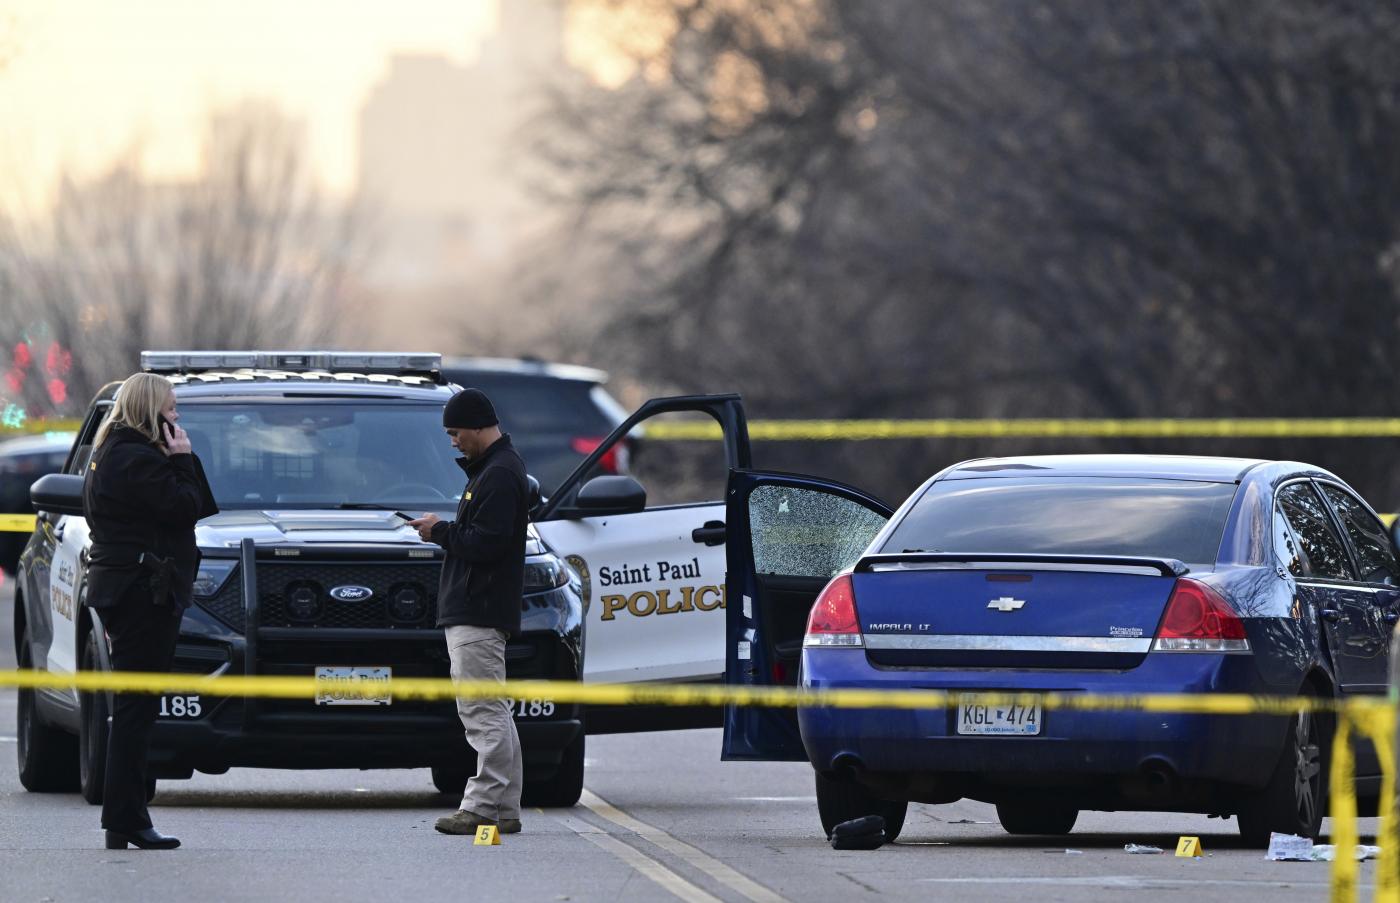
431, 765, 470, 798
1237, 701, 1328, 847
995, 800, 1079, 835
522, 731, 585, 809
78, 631, 109, 806
16, 632, 80, 793
815, 770, 908, 841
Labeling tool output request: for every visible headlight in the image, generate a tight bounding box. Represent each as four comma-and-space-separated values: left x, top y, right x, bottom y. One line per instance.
192, 559, 238, 597
523, 554, 570, 594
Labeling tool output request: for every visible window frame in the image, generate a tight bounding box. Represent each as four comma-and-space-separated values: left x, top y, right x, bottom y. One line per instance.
1314, 479, 1400, 588
1274, 477, 1359, 584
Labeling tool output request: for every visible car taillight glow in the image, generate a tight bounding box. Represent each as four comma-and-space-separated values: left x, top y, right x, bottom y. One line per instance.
1152, 578, 1250, 653
571, 436, 629, 474
803, 574, 863, 648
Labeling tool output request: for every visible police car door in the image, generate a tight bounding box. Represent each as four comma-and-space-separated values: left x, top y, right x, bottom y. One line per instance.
534, 395, 751, 685
722, 470, 891, 761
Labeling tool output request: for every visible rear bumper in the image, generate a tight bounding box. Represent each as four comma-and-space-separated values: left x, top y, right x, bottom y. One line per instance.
798, 649, 1289, 800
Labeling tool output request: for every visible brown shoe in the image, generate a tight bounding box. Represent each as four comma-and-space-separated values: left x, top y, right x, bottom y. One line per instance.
434, 809, 523, 835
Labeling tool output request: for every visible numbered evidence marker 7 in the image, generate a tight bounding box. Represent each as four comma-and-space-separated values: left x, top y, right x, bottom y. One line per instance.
1175, 836, 1203, 858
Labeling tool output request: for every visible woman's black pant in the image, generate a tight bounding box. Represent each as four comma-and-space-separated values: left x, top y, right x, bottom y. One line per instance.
99, 594, 182, 832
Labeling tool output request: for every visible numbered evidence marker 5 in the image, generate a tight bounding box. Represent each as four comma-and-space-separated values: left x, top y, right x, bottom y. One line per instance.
1175, 836, 1203, 858
474, 825, 501, 846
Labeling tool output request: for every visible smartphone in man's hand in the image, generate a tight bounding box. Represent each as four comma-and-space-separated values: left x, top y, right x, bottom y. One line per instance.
394, 511, 418, 523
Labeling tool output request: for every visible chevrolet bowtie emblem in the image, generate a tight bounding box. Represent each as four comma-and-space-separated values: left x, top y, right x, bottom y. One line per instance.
987, 596, 1026, 612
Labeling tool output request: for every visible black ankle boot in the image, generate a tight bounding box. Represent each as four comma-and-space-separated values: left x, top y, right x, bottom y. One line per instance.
105, 828, 181, 850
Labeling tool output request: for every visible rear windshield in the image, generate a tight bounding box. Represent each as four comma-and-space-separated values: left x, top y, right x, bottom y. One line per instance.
881, 477, 1238, 566
441, 374, 618, 435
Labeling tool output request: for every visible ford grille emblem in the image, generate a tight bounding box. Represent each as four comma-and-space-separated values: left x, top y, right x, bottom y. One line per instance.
329, 585, 374, 602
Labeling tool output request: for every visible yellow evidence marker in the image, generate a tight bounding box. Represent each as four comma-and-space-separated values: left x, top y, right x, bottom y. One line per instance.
474, 825, 501, 846
1175, 836, 1203, 858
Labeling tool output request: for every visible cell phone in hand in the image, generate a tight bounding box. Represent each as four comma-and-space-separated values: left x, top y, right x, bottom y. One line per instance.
157, 414, 175, 447
394, 511, 418, 522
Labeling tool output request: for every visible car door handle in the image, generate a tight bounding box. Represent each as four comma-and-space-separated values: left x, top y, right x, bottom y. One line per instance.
1320, 609, 1343, 623
1385, 610, 1400, 625
692, 520, 726, 546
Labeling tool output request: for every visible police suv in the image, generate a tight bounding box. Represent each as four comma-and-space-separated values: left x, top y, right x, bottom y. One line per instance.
14, 351, 772, 805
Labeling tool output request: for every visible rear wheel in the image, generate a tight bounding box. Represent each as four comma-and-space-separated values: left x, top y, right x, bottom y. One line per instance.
1237, 701, 1327, 847
16, 632, 79, 792
431, 765, 469, 798
78, 630, 109, 805
522, 731, 585, 808
814, 770, 908, 841
995, 800, 1078, 835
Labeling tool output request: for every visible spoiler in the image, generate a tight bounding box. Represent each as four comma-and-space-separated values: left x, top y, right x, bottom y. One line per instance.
852, 552, 1188, 578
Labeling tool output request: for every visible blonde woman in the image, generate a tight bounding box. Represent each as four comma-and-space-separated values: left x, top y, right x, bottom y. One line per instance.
82, 372, 217, 850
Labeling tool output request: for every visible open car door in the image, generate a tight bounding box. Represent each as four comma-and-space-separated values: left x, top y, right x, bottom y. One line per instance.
722, 470, 892, 761
534, 395, 751, 700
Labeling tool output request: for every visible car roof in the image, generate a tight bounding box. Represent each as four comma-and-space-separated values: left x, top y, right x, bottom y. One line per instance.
941, 454, 1268, 483
0, 432, 77, 455
440, 356, 608, 384
98, 372, 453, 403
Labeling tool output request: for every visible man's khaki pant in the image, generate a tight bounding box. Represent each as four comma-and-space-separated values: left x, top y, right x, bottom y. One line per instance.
446, 625, 522, 821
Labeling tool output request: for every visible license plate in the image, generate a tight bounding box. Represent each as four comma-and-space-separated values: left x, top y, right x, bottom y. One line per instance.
315, 666, 392, 706
956, 695, 1041, 735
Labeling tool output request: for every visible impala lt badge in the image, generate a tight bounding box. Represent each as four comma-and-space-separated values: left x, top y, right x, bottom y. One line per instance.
987, 596, 1026, 612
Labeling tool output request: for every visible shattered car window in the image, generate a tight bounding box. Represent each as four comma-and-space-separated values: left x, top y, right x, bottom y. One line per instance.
749, 485, 887, 578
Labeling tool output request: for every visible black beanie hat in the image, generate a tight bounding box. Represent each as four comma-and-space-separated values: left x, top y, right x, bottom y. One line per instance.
443, 388, 498, 429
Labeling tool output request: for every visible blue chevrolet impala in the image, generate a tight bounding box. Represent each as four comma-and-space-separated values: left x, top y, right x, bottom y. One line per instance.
720, 455, 1398, 846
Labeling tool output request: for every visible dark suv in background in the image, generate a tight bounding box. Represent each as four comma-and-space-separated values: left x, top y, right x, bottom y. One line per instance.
0, 433, 75, 575
440, 357, 632, 495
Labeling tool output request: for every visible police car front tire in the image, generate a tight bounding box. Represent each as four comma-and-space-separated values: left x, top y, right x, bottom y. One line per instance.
78, 630, 109, 805
16, 630, 79, 793
521, 732, 584, 809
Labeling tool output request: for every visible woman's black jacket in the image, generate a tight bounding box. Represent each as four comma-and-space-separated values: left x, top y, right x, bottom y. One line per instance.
81, 425, 219, 609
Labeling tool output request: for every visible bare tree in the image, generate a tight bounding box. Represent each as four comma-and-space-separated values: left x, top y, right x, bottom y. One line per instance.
531, 0, 1400, 504
0, 102, 370, 420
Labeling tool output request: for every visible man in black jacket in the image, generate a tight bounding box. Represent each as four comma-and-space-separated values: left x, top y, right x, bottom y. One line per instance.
408, 388, 528, 836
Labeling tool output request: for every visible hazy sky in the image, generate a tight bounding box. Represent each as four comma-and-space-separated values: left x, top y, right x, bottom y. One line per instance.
0, 0, 511, 209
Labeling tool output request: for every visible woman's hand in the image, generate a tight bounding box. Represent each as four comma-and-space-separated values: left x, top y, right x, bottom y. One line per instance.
161, 421, 192, 456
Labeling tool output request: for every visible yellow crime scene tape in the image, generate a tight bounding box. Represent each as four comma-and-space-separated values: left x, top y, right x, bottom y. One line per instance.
0, 514, 37, 533
646, 417, 1400, 441
0, 668, 1395, 901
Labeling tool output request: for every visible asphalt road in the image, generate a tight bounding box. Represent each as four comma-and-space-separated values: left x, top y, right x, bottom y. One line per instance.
0, 577, 1381, 902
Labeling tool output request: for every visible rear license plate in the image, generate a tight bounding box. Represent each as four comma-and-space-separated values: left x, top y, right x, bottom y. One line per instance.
315, 666, 392, 706
956, 695, 1041, 735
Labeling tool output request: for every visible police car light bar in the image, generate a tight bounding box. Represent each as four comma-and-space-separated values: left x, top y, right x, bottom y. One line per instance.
140, 351, 443, 377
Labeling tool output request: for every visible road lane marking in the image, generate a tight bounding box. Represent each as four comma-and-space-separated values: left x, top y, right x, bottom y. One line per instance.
734, 797, 812, 803
921, 877, 1356, 889
581, 789, 789, 903
0, 736, 14, 743
553, 813, 722, 903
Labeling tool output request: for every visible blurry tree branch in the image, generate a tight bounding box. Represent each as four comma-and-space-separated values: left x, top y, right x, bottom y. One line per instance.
528, 0, 1400, 503
0, 103, 370, 419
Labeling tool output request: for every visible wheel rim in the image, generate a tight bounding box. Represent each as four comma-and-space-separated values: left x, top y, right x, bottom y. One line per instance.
1292, 710, 1322, 829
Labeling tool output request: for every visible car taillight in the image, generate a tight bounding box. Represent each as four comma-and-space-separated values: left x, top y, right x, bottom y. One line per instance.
803, 574, 863, 648
1152, 578, 1250, 653
571, 436, 629, 474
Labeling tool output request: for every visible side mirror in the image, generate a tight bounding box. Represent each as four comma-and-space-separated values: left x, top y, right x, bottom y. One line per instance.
572, 475, 646, 517
526, 474, 544, 517
30, 473, 85, 517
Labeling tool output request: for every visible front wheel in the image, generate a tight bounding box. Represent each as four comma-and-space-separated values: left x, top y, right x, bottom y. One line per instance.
522, 731, 585, 809
814, 770, 907, 841
16, 631, 79, 792
78, 630, 109, 805
1237, 703, 1328, 847
995, 800, 1078, 835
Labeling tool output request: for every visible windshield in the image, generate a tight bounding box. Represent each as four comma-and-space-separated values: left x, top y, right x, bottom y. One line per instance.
881, 477, 1238, 566
177, 401, 462, 509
